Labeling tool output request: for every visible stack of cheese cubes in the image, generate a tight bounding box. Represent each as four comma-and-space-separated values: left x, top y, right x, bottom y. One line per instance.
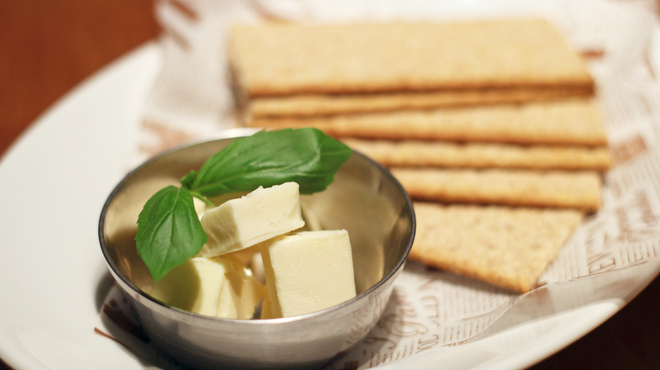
149, 182, 357, 319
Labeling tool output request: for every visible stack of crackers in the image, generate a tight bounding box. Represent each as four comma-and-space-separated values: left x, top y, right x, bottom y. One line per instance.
228, 19, 611, 293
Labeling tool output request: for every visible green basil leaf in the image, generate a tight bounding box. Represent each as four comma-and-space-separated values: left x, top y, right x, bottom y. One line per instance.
135, 185, 207, 281
190, 128, 352, 197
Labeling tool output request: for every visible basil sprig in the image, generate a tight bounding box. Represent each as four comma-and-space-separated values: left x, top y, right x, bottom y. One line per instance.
136, 128, 351, 281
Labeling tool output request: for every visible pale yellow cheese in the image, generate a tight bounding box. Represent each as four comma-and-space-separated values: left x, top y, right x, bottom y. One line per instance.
225, 245, 260, 266
150, 257, 232, 317
193, 197, 207, 218
150, 256, 264, 319
260, 230, 357, 318
197, 182, 305, 258
235, 267, 266, 319
260, 290, 274, 319
225, 247, 266, 285
220, 261, 266, 319
216, 271, 240, 319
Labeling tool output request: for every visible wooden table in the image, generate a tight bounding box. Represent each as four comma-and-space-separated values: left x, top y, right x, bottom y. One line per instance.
1, 1, 659, 369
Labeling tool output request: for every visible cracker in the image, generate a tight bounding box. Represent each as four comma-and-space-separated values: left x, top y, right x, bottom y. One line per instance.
249, 99, 608, 146
410, 202, 584, 293
344, 139, 612, 171
229, 20, 593, 97
246, 86, 594, 118
391, 168, 602, 212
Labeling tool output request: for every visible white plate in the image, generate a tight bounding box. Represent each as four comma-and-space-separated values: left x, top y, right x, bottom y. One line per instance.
0, 43, 162, 370
1, 42, 659, 370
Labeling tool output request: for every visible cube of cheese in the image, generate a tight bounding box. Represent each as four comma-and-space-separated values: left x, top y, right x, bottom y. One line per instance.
150, 257, 232, 317
150, 256, 264, 319
260, 230, 357, 318
197, 182, 305, 258
221, 260, 267, 319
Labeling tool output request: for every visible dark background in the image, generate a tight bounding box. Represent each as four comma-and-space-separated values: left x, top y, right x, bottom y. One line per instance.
1, 1, 659, 369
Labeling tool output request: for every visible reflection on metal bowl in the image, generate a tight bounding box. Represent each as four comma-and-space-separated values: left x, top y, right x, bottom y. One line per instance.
99, 128, 415, 369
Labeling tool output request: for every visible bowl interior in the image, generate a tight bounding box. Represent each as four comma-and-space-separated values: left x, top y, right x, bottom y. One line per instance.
100, 133, 415, 309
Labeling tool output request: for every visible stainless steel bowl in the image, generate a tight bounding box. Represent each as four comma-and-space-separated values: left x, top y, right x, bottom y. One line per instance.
98, 128, 415, 370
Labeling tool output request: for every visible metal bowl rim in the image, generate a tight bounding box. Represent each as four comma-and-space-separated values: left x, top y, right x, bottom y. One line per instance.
98, 128, 416, 325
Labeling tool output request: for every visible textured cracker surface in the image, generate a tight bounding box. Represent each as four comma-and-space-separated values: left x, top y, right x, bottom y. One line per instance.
249, 99, 608, 146
391, 168, 602, 212
344, 139, 611, 171
229, 20, 593, 96
246, 86, 594, 118
410, 202, 584, 292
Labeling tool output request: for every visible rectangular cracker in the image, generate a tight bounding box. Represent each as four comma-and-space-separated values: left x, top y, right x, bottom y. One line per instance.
410, 202, 584, 293
245, 86, 594, 118
229, 20, 593, 97
391, 168, 602, 212
344, 139, 612, 171
249, 99, 608, 146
